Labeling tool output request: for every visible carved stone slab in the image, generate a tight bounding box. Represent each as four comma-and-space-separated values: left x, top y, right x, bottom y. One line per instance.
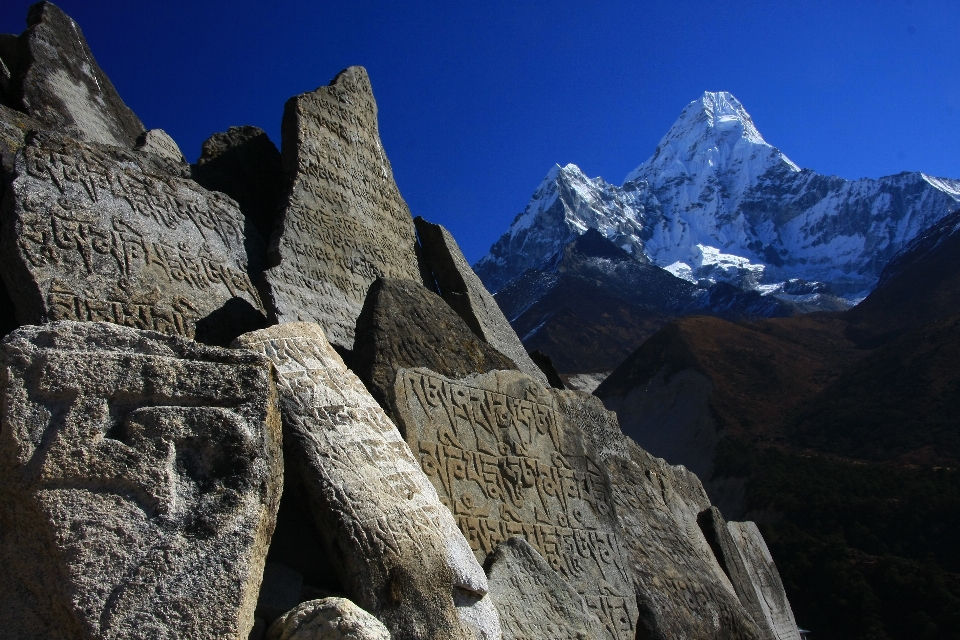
0, 132, 266, 343
486, 537, 605, 640
726, 522, 801, 640
0, 321, 283, 640
233, 323, 501, 640
262, 67, 422, 350
414, 217, 548, 386
392, 368, 637, 640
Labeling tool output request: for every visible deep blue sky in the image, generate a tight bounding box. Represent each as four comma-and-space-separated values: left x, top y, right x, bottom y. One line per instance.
2, 1, 958, 262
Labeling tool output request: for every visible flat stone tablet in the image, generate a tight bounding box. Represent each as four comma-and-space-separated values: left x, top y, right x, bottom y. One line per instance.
233, 323, 501, 640
261, 67, 423, 351
0, 321, 283, 640
0, 131, 266, 344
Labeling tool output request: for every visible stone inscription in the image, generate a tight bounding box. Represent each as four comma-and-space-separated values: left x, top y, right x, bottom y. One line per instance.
1, 134, 263, 337
262, 67, 421, 350
395, 369, 637, 640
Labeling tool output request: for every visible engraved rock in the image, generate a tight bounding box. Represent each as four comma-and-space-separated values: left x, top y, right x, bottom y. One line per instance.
266, 598, 391, 640
14, 2, 145, 147
135, 129, 187, 165
485, 537, 605, 640
391, 368, 638, 640
0, 321, 283, 640
192, 125, 286, 243
353, 277, 516, 415
413, 217, 548, 386
261, 67, 423, 351
0, 131, 267, 344
233, 323, 502, 640
0, 104, 40, 176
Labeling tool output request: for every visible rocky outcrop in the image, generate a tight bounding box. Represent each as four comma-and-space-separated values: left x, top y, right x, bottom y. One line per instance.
14, 2, 144, 147
414, 216, 548, 385
135, 129, 187, 164
233, 323, 501, 640
267, 598, 391, 640
485, 537, 605, 640
352, 277, 516, 414
261, 67, 423, 351
0, 321, 283, 639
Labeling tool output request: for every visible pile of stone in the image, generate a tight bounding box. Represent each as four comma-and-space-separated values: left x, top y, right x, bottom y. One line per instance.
0, 4, 802, 639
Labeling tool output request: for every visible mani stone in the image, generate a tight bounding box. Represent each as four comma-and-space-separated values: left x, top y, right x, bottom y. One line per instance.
267, 598, 391, 640
485, 537, 605, 640
0, 131, 267, 344
726, 522, 802, 640
15, 2, 145, 148
391, 368, 638, 640
261, 66, 423, 351
233, 323, 502, 640
192, 125, 286, 243
413, 217, 548, 386
135, 129, 187, 165
0, 321, 283, 640
353, 277, 516, 414
570, 397, 765, 640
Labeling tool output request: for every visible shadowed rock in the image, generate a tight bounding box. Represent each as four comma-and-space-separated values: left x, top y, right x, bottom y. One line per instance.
529, 349, 565, 389
266, 598, 391, 640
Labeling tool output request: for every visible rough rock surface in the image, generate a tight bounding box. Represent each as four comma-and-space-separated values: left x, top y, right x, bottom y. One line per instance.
266, 598, 391, 640
192, 125, 285, 243
0, 321, 283, 639
0, 131, 267, 344
233, 323, 501, 640
261, 67, 422, 351
726, 522, 801, 640
135, 129, 187, 164
15, 2, 144, 147
414, 216, 548, 385
392, 368, 638, 639
485, 537, 605, 640
528, 350, 565, 389
352, 277, 516, 414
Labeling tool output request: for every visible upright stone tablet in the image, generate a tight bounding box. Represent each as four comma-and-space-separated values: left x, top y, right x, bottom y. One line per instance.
261, 67, 423, 351
0, 131, 266, 343
392, 368, 638, 640
0, 321, 283, 640
233, 323, 501, 640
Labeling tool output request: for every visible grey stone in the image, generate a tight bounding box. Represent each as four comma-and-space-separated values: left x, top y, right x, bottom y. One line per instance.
391, 368, 638, 640
485, 537, 605, 640
413, 217, 548, 386
352, 277, 516, 415
0, 104, 39, 175
528, 349, 565, 389
266, 598, 390, 640
726, 522, 802, 640
135, 128, 187, 164
233, 323, 501, 640
0, 55, 10, 107
15, 2, 145, 147
261, 67, 423, 351
0, 321, 284, 639
257, 563, 305, 622
0, 131, 267, 345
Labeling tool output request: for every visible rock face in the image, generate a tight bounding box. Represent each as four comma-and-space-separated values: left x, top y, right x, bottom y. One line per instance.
0, 131, 267, 344
14, 2, 144, 147
261, 67, 423, 351
135, 129, 187, 164
0, 321, 283, 639
233, 323, 501, 640
352, 277, 516, 414
414, 216, 548, 386
485, 537, 605, 640
267, 598, 391, 640
392, 368, 638, 639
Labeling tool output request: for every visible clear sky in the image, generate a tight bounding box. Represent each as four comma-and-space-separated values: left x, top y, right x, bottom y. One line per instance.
2, 1, 958, 262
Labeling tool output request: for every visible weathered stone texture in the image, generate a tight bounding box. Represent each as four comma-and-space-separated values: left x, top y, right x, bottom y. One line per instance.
261, 67, 422, 350
726, 522, 802, 640
233, 323, 501, 640
485, 537, 605, 640
414, 217, 548, 385
0, 321, 283, 639
267, 598, 391, 640
0, 131, 266, 343
15, 2, 145, 147
392, 368, 638, 640
353, 277, 516, 413
135, 128, 187, 164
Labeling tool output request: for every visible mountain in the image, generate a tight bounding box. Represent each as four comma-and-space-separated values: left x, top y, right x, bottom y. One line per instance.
475, 91, 960, 301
